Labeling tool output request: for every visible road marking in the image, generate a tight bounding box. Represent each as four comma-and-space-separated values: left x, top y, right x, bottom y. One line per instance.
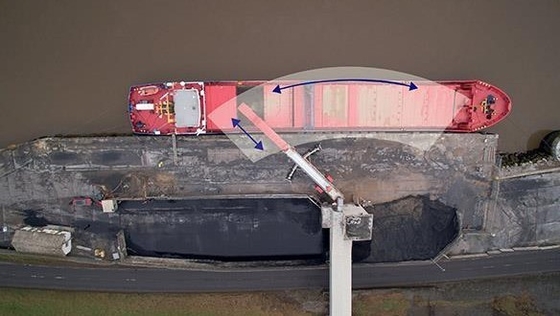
431, 259, 446, 272
512, 247, 540, 251
539, 245, 560, 250
54, 276, 65, 280
482, 265, 494, 269
449, 253, 488, 259
499, 248, 515, 253
502, 264, 512, 267
125, 278, 136, 282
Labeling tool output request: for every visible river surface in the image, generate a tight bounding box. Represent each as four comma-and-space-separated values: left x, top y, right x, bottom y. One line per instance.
1, 1, 559, 152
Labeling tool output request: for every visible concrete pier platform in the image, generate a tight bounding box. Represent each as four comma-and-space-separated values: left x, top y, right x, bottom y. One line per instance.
0, 132, 559, 259
0, 133, 497, 220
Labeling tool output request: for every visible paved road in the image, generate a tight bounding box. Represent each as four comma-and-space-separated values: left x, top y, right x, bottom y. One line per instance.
0, 250, 559, 292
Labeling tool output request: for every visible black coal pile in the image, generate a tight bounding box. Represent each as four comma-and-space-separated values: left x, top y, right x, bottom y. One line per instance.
354, 195, 459, 263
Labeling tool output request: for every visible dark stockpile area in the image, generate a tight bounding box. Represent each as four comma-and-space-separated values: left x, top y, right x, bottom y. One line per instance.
119, 197, 326, 261
118, 195, 458, 263
355, 195, 459, 263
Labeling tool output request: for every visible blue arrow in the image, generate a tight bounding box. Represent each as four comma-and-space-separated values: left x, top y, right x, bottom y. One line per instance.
272, 79, 418, 94
231, 118, 264, 150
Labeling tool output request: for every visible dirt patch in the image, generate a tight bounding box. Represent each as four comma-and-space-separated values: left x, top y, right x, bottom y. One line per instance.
21, 209, 50, 227
491, 293, 543, 316
102, 171, 178, 199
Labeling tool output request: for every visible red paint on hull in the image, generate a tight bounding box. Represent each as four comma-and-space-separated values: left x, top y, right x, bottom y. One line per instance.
128, 80, 511, 135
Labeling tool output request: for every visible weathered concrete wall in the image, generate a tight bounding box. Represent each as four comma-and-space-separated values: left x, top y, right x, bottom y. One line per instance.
487, 172, 560, 248
449, 163, 560, 254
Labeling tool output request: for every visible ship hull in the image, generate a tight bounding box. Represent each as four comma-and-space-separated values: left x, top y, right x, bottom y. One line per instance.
128, 80, 511, 135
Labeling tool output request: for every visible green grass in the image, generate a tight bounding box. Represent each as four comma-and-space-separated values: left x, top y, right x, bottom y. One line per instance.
0, 252, 105, 268
0, 288, 312, 316
353, 292, 410, 316
0, 253, 68, 265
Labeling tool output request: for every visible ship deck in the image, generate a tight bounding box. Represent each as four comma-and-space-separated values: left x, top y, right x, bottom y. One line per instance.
129, 81, 511, 135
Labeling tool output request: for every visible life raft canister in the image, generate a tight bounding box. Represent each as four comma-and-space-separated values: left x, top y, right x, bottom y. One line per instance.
138, 85, 159, 96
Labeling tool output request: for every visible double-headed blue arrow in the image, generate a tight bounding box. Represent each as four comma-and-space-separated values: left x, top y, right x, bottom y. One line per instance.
272, 79, 418, 94
231, 118, 264, 150
233, 79, 416, 150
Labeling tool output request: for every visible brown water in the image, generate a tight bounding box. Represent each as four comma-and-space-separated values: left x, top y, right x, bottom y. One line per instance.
1, 1, 559, 152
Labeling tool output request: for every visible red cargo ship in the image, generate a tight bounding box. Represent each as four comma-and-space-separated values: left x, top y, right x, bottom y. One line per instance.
128, 80, 511, 135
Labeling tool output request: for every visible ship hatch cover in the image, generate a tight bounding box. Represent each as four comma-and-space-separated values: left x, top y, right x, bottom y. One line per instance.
174, 89, 201, 128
